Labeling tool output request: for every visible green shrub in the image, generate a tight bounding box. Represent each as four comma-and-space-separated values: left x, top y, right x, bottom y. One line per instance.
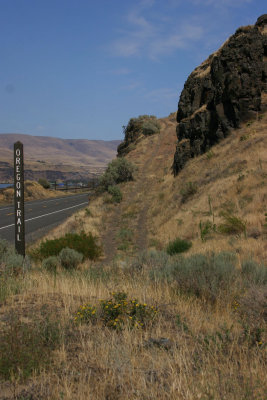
58, 248, 83, 270
0, 240, 31, 276
133, 250, 169, 270
142, 120, 160, 136
3, 253, 25, 276
238, 286, 267, 329
180, 182, 198, 203
241, 260, 267, 286
108, 185, 122, 203
0, 316, 61, 381
240, 134, 250, 141
151, 252, 239, 304
38, 178, 50, 189
0, 275, 25, 304
218, 211, 246, 236
166, 238, 192, 255
118, 115, 160, 156
0, 241, 27, 302
75, 291, 157, 330
37, 232, 101, 261
206, 150, 215, 159
199, 220, 215, 242
99, 170, 117, 191
84, 208, 92, 217
117, 228, 133, 242
123, 115, 160, 138
0, 238, 9, 258
113, 157, 135, 183
42, 256, 59, 272
99, 158, 135, 192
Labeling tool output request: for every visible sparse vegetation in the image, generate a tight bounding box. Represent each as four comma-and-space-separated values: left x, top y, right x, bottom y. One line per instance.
206, 149, 215, 159
199, 220, 215, 241
218, 211, 247, 236
84, 207, 92, 216
0, 315, 62, 382
117, 228, 133, 251
240, 133, 250, 141
180, 181, 198, 203
0, 274, 25, 304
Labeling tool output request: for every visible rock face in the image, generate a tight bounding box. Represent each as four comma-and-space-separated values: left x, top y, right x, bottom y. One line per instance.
173, 15, 267, 175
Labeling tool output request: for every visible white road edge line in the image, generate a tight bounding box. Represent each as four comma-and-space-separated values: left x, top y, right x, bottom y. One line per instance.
0, 202, 88, 230
0, 193, 89, 212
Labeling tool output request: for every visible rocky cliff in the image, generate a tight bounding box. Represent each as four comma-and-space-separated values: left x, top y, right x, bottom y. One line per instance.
173, 14, 267, 175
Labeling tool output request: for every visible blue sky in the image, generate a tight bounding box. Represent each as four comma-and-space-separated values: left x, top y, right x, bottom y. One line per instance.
0, 0, 265, 140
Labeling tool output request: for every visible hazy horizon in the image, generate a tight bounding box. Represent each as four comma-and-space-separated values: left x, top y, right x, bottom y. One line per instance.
0, 132, 121, 142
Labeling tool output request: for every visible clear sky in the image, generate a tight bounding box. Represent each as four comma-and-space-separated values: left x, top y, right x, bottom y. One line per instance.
0, 0, 265, 141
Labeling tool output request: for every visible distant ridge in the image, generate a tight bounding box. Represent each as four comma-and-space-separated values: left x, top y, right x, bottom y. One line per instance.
0, 133, 121, 182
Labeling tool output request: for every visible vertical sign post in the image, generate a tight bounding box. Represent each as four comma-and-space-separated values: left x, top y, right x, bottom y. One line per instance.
14, 141, 25, 257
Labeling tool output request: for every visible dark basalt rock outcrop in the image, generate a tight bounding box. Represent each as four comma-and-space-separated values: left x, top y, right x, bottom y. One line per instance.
173, 14, 267, 175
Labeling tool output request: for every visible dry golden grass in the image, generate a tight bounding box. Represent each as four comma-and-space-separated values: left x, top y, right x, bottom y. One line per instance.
0, 181, 71, 205
120, 101, 266, 263
38, 96, 267, 264
0, 265, 266, 399
3, 97, 266, 399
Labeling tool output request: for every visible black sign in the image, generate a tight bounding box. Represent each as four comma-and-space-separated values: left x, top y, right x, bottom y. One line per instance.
14, 141, 25, 257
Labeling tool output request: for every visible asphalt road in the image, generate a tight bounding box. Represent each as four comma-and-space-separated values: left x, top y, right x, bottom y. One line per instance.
0, 193, 89, 244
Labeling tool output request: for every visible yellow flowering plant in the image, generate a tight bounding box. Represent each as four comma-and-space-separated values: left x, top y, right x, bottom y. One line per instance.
74, 292, 157, 330
74, 303, 97, 324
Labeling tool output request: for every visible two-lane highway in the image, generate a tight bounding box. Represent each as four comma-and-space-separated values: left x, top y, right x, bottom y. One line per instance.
0, 193, 89, 244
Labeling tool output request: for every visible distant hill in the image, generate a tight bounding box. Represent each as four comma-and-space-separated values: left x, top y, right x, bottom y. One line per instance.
0, 133, 121, 182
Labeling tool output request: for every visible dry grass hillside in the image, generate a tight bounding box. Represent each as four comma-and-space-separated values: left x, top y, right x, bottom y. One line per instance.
50, 96, 267, 265
0, 99, 266, 399
0, 133, 121, 182
0, 181, 71, 205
